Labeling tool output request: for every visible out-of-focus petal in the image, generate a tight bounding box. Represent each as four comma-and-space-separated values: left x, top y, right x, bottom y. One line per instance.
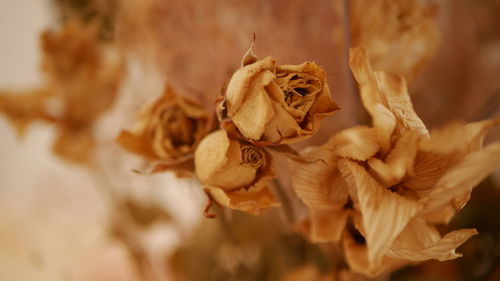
208, 186, 280, 216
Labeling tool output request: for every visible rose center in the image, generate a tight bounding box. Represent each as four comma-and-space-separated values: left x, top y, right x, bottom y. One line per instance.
240, 145, 265, 169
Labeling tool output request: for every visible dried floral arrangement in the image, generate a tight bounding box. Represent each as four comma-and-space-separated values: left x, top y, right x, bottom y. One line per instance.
1, 0, 500, 281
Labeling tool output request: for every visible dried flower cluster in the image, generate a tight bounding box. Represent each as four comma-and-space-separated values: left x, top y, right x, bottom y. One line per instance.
290, 47, 500, 277
2, 1, 500, 280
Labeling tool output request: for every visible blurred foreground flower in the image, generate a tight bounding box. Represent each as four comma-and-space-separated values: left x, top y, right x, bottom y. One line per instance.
217, 47, 338, 145
195, 129, 279, 215
0, 20, 123, 164
117, 85, 211, 176
291, 47, 500, 277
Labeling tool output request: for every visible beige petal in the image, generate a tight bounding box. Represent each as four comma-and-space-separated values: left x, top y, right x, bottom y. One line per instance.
387, 217, 477, 262
290, 145, 349, 210
375, 71, 428, 136
231, 70, 276, 140
194, 130, 231, 183
225, 56, 276, 115
205, 138, 258, 190
368, 131, 419, 187
420, 142, 500, 213
338, 160, 422, 264
262, 100, 304, 143
349, 47, 397, 154
327, 126, 380, 161
423, 203, 456, 225
406, 120, 498, 192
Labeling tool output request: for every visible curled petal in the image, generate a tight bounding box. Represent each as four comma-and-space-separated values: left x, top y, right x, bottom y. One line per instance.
420, 142, 500, 213
349, 47, 396, 153
338, 160, 422, 264
406, 120, 498, 192
387, 218, 477, 262
368, 131, 419, 187
375, 71, 428, 136
327, 126, 380, 161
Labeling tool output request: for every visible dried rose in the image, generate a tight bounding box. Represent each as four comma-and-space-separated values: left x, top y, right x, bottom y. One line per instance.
218, 47, 338, 145
0, 20, 123, 164
194, 129, 279, 215
289, 46, 500, 277
117, 86, 211, 175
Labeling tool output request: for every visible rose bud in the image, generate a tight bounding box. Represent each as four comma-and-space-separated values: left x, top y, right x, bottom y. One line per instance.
117, 86, 211, 175
194, 129, 279, 215
219, 48, 339, 145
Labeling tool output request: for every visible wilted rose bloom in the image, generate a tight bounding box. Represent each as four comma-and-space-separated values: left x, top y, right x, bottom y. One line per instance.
0, 20, 123, 164
117, 86, 211, 175
218, 48, 339, 145
290, 47, 500, 277
194, 129, 279, 215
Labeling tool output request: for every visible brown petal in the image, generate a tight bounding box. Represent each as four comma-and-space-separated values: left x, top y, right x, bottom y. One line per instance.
387, 217, 477, 262
420, 142, 500, 213
338, 160, 422, 264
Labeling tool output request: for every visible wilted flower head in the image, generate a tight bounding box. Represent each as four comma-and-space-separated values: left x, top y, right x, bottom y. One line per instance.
117, 85, 211, 175
0, 20, 123, 164
290, 46, 500, 277
217, 47, 339, 145
195, 129, 279, 215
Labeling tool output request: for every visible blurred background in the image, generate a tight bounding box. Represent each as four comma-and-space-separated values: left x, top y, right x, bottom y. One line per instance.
0, 0, 499, 281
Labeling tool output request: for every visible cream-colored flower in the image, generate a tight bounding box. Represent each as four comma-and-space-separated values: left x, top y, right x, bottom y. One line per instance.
218, 47, 338, 145
290, 46, 500, 277
117, 86, 210, 175
194, 129, 279, 215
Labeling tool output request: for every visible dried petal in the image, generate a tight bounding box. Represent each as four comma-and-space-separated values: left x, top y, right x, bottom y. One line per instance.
387, 218, 477, 261
327, 126, 380, 161
338, 160, 422, 264
420, 142, 500, 213
368, 131, 419, 187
